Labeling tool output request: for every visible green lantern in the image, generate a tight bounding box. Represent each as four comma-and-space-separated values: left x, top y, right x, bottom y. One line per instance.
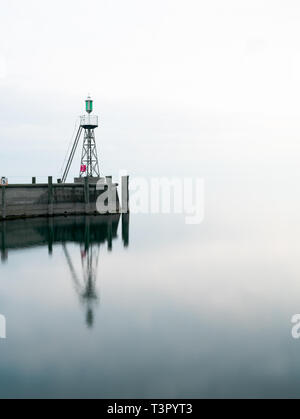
85, 96, 93, 113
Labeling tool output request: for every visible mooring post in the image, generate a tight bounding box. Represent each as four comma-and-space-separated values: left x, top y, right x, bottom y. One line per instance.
84, 177, 89, 213
121, 176, 129, 213
105, 176, 117, 214
105, 176, 112, 194
1, 186, 6, 220
48, 176, 53, 216
32, 177, 36, 184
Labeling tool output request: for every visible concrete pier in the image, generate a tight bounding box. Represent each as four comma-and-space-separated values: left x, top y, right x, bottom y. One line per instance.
0, 177, 127, 220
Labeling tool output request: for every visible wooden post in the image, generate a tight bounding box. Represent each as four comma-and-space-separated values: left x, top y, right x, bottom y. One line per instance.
121, 176, 129, 213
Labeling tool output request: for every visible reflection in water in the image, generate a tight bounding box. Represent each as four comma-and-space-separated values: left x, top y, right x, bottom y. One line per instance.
0, 214, 129, 327
122, 214, 129, 248
2, 209, 300, 398
63, 241, 99, 328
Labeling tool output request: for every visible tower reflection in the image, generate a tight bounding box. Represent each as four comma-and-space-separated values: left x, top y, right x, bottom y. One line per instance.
0, 214, 130, 327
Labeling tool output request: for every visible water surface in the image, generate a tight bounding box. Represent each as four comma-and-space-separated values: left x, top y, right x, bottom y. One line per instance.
1, 188, 300, 399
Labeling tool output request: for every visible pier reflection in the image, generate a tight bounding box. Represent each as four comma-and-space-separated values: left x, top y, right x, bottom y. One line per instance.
0, 214, 129, 327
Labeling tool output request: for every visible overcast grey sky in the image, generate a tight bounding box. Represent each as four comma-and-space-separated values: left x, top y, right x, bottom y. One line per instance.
1, 0, 300, 182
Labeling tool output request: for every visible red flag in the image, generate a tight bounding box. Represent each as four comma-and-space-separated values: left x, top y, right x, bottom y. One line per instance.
80, 165, 86, 173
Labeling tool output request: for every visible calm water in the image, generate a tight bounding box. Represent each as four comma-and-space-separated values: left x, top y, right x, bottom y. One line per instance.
1, 181, 300, 398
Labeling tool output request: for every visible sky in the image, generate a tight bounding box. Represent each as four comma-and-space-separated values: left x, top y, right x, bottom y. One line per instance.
1, 0, 300, 183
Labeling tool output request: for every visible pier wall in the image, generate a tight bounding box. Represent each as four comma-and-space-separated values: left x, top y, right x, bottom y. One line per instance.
0, 178, 121, 220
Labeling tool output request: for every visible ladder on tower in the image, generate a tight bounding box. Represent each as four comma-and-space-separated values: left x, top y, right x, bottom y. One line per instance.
61, 125, 83, 183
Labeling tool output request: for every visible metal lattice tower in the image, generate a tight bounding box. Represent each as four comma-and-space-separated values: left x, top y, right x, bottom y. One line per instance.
61, 96, 101, 183
80, 128, 100, 177
79, 96, 100, 178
